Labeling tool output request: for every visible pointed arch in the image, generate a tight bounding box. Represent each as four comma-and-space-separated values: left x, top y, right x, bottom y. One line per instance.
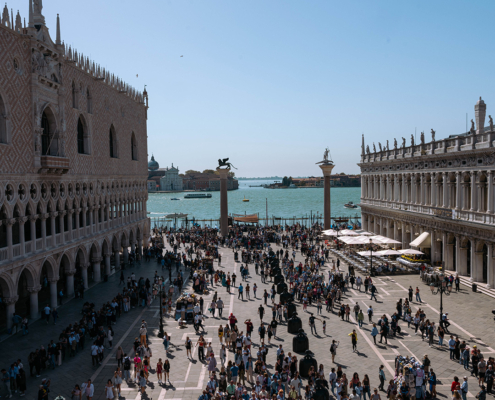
0, 89, 10, 144
77, 114, 90, 154
86, 87, 92, 114
109, 124, 118, 158
41, 106, 59, 156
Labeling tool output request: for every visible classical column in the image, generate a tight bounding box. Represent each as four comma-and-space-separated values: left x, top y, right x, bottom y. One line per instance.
123, 245, 129, 265
442, 173, 449, 208
92, 257, 102, 283
217, 167, 231, 236
430, 231, 438, 264
394, 222, 399, 243
89, 206, 94, 234
75, 208, 81, 238
66, 271, 75, 297
470, 171, 477, 212
401, 174, 406, 202
361, 176, 365, 199
442, 232, 448, 269
67, 209, 74, 241
401, 223, 407, 249
420, 174, 425, 205
41, 213, 47, 249
455, 236, 462, 274
362, 214, 367, 231
114, 251, 120, 271
488, 171, 494, 214
430, 173, 436, 207
487, 244, 494, 289
19, 217, 27, 256
4, 297, 18, 330
59, 210, 66, 244
137, 239, 143, 256
104, 253, 111, 277
28, 286, 41, 319
470, 240, 476, 282
394, 175, 400, 201
50, 212, 57, 242
29, 215, 37, 252
82, 207, 87, 232
319, 163, 335, 230
6, 218, 14, 259
49, 278, 58, 309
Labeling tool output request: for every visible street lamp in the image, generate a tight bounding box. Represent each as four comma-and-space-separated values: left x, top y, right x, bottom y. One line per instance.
158, 280, 165, 338
336, 226, 340, 250
369, 238, 374, 277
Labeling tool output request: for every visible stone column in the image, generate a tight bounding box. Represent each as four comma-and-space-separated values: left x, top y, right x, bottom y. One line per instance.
5, 297, 18, 330
361, 176, 365, 199
49, 278, 58, 309
59, 211, 66, 244
401, 223, 407, 249
66, 271, 75, 297
470, 240, 476, 282
30, 215, 37, 252
28, 286, 41, 319
456, 172, 462, 210
217, 167, 231, 236
442, 173, 449, 208
442, 232, 448, 269
470, 171, 477, 211
419, 174, 425, 205
89, 206, 94, 234
104, 253, 111, 277
319, 163, 335, 230
82, 207, 87, 232
50, 212, 57, 242
6, 218, 14, 259
395, 175, 400, 201
488, 171, 494, 214
394, 222, 399, 243
19, 217, 26, 256
41, 213, 47, 249
402, 174, 407, 202
362, 214, 367, 231
430, 174, 436, 207
92, 257, 102, 283
123, 245, 129, 266
67, 210, 74, 241
455, 236, 462, 274
487, 244, 494, 289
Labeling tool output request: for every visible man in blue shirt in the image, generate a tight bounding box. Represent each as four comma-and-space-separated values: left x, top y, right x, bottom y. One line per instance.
230, 364, 239, 383
1, 369, 12, 398
460, 376, 468, 400
448, 335, 457, 360
238, 284, 244, 300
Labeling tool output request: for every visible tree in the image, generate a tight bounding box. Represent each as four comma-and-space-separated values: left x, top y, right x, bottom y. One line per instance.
340, 172, 346, 175
185, 170, 200, 175
228, 171, 235, 178
282, 176, 288, 186
203, 169, 216, 174
288, 176, 293, 185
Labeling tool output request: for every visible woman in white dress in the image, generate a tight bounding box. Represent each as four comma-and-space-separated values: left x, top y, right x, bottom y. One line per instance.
104, 379, 114, 400
113, 368, 123, 398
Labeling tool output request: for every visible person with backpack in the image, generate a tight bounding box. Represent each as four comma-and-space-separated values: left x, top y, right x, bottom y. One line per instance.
123, 354, 131, 382
330, 340, 339, 363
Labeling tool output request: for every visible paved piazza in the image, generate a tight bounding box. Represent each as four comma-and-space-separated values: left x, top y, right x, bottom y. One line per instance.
2, 236, 495, 400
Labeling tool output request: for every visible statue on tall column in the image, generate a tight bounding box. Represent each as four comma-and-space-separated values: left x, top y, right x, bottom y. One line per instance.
323, 147, 329, 162
33, 0, 43, 14
217, 158, 236, 169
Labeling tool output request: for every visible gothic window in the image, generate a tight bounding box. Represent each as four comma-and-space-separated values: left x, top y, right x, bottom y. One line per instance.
77, 115, 90, 154
41, 111, 50, 155
109, 125, 118, 158
0, 93, 8, 144
0, 206, 7, 248
131, 132, 138, 161
87, 88, 92, 114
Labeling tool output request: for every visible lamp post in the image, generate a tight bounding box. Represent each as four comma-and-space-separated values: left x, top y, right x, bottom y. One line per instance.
438, 273, 452, 326
369, 238, 374, 277
158, 280, 165, 338
336, 226, 340, 250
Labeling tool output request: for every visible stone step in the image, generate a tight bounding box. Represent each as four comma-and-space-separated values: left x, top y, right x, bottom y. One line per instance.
443, 270, 495, 300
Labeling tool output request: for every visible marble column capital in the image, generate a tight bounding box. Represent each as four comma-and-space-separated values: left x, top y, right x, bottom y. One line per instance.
7, 218, 16, 226
66, 270, 76, 276
68, 209, 75, 215
27, 285, 42, 293
41, 213, 50, 220
29, 214, 39, 221
4, 296, 19, 305
50, 211, 58, 218
18, 216, 28, 224
59, 210, 67, 217
91, 257, 102, 263
48, 276, 60, 283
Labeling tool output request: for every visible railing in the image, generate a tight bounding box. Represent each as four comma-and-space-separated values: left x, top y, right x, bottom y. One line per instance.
25, 241, 32, 254
36, 238, 43, 251
46, 236, 52, 248
12, 244, 21, 257
64, 232, 71, 242
56, 234, 61, 245
0, 248, 8, 261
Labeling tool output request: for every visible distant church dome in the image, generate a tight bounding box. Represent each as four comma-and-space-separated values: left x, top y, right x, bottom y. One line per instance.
148, 155, 159, 171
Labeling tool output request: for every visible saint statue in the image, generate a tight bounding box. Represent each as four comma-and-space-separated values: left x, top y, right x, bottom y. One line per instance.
366, 145, 370, 154
431, 129, 436, 142
373, 143, 376, 153
402, 137, 406, 148
33, 0, 43, 14
420, 131, 425, 145
411, 134, 415, 147
386, 140, 389, 151
394, 138, 397, 150
490, 115, 494, 132
471, 119, 475, 134
323, 147, 329, 162
378, 142, 382, 152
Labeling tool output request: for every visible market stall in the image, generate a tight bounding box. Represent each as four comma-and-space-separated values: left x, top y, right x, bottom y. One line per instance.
175, 292, 198, 322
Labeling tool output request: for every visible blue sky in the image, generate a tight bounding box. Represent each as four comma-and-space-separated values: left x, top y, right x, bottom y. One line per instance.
41, 0, 495, 176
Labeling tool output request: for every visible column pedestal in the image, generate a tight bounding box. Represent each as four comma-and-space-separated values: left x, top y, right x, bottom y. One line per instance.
319, 163, 335, 230
216, 167, 231, 236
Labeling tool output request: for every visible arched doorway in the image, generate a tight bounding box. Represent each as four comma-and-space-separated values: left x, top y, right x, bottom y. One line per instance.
39, 261, 53, 310
16, 268, 37, 318
59, 254, 72, 297
466, 240, 471, 276
75, 248, 86, 291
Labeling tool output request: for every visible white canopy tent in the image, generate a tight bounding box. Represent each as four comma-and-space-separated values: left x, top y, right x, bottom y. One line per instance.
398, 249, 424, 255
375, 249, 402, 256
410, 232, 431, 248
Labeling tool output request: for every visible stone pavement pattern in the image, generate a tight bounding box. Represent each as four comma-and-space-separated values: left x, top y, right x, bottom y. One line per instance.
2, 236, 495, 400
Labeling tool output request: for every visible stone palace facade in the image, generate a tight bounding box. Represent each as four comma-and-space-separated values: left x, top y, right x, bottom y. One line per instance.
0, 1, 149, 330
359, 98, 495, 290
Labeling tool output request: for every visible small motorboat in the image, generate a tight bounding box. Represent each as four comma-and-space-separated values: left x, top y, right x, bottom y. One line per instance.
242, 196, 249, 202
344, 201, 357, 209
171, 198, 180, 201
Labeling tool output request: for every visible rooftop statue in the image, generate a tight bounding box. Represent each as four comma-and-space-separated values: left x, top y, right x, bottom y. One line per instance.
378, 142, 382, 152
366, 145, 370, 154
373, 143, 376, 153
402, 137, 406, 148
420, 131, 425, 145
490, 115, 494, 132
431, 129, 435, 142
411, 134, 415, 147
471, 119, 475, 134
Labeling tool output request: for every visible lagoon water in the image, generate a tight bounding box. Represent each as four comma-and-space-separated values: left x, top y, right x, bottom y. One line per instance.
147, 179, 361, 225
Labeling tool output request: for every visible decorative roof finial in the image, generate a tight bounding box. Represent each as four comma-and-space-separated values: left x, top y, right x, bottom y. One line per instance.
56, 13, 61, 45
